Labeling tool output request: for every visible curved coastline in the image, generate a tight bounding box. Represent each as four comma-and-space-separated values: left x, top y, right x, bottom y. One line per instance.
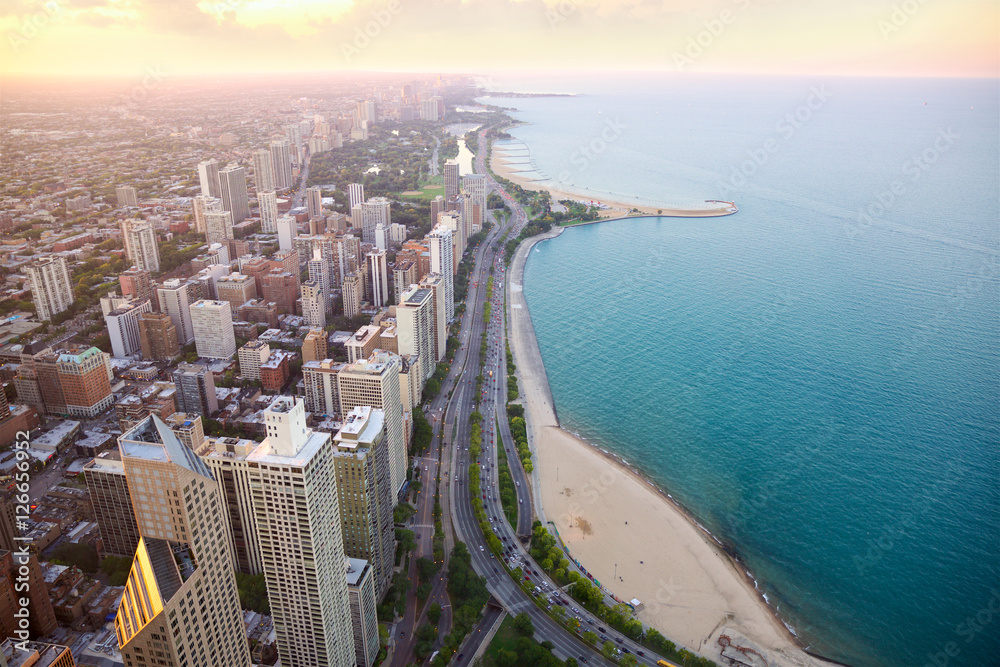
506, 221, 843, 667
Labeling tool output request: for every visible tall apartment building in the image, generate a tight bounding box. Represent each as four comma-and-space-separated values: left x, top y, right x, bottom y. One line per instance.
252, 148, 275, 193
392, 261, 418, 306
26, 256, 73, 322
189, 299, 236, 359
333, 407, 395, 600
302, 328, 328, 364
346, 558, 380, 667
116, 185, 139, 208
346, 326, 382, 364
215, 273, 257, 313
428, 226, 455, 322
121, 219, 161, 274
342, 269, 363, 319
192, 195, 221, 234
437, 210, 465, 264
307, 247, 333, 314
270, 139, 293, 190
157, 279, 195, 345
461, 173, 486, 230
338, 351, 406, 497
389, 222, 407, 245
444, 159, 460, 199
367, 250, 389, 308
138, 311, 179, 362
103, 297, 152, 358
197, 158, 221, 198
248, 398, 355, 667
172, 363, 218, 417
114, 416, 251, 667
420, 98, 439, 122
82, 451, 140, 558
420, 273, 448, 363
164, 412, 206, 450
302, 359, 345, 416
52, 346, 114, 418
195, 436, 265, 575
219, 163, 249, 223
358, 197, 390, 245
261, 271, 298, 314
119, 267, 153, 305
205, 209, 234, 246
306, 186, 323, 219
301, 281, 326, 329
348, 183, 365, 210
238, 340, 270, 381
257, 190, 278, 233
396, 285, 435, 384
277, 216, 297, 251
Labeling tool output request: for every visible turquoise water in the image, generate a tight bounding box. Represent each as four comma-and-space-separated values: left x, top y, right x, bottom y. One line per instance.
494, 75, 1000, 667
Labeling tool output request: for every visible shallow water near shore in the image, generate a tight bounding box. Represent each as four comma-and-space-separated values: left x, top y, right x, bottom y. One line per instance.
507, 74, 1000, 667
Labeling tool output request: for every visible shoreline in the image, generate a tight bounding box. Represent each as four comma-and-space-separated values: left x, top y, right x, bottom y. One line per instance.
506, 224, 843, 667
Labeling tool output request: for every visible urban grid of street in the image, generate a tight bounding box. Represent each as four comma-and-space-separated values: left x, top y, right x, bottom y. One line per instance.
390, 129, 675, 667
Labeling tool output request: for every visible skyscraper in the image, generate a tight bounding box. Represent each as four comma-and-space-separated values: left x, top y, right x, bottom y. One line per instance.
215, 273, 257, 313
102, 297, 152, 358
26, 256, 73, 321
420, 273, 448, 362
428, 226, 455, 322
121, 219, 161, 274
338, 351, 406, 497
444, 159, 460, 199
205, 209, 234, 246
82, 451, 141, 558
342, 269, 363, 319
197, 158, 222, 198
238, 340, 270, 381
157, 279, 196, 345
192, 195, 221, 234
116, 185, 139, 207
306, 186, 323, 220
138, 311, 179, 362
359, 197, 390, 245
119, 267, 153, 305
461, 173, 487, 231
302, 328, 328, 364
346, 558, 380, 667
367, 250, 389, 308
189, 299, 236, 359
270, 139, 293, 190
396, 285, 435, 384
333, 407, 396, 600
277, 215, 297, 251
219, 163, 250, 223
348, 183, 365, 211
252, 148, 275, 193
258, 190, 278, 233
248, 397, 355, 667
172, 363, 218, 417
301, 281, 326, 329
114, 416, 250, 667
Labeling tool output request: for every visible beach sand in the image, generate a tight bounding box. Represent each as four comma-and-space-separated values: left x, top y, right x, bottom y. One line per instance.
506, 226, 834, 667
491, 147, 734, 219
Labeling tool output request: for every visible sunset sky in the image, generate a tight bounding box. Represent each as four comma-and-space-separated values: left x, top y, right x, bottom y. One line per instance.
1, 0, 997, 78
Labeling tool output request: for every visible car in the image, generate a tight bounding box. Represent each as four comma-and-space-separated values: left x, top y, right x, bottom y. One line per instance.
615, 638, 623, 644
479, 546, 484, 552
636, 651, 645, 657
622, 647, 630, 654
598, 627, 606, 633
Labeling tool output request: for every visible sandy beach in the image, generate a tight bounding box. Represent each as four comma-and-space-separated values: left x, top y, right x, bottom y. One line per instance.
506, 226, 836, 667
491, 146, 735, 219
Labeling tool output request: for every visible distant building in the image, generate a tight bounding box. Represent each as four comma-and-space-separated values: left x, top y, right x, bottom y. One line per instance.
190, 299, 236, 359
138, 311, 179, 362
306, 186, 323, 220
253, 148, 275, 193
346, 558, 380, 667
82, 451, 140, 558
348, 183, 365, 210
261, 271, 298, 315
198, 158, 222, 198
396, 285, 435, 384
116, 185, 139, 207
220, 163, 250, 223
302, 328, 328, 364
428, 226, 455, 322
462, 173, 486, 231
367, 250, 389, 308
121, 219, 160, 274
192, 195, 222, 234
444, 159, 460, 199
359, 198, 390, 245
215, 273, 257, 314
259, 350, 292, 392
172, 363, 218, 417
238, 340, 270, 381
157, 279, 196, 345
119, 267, 153, 305
301, 280, 326, 329
420, 273, 448, 362
342, 269, 363, 319
258, 190, 278, 233
277, 215, 297, 251
102, 297, 152, 358
270, 139, 293, 191
205, 209, 234, 246
26, 256, 73, 322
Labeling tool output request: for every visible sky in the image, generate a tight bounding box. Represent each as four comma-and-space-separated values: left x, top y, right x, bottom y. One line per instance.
0, 0, 997, 78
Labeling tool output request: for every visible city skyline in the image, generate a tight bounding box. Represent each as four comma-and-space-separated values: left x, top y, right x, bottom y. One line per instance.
0, 0, 996, 78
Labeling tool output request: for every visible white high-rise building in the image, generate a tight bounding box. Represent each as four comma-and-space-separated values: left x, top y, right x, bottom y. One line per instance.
420, 273, 448, 363
205, 209, 234, 246
277, 215, 297, 251
192, 195, 221, 234
248, 397, 355, 667
342, 270, 363, 319
360, 197, 390, 245
219, 163, 250, 223
337, 351, 406, 497
346, 558, 379, 667
461, 173, 487, 231
258, 190, 278, 233
348, 183, 365, 211
444, 159, 460, 199
102, 297, 152, 358
26, 256, 73, 322
388, 223, 407, 245
115, 185, 138, 207
438, 210, 465, 264
366, 250, 389, 308
396, 284, 435, 384
374, 224, 387, 251
306, 186, 323, 219
428, 226, 455, 322
189, 299, 236, 359
253, 148, 275, 193
121, 219, 160, 274
270, 139, 293, 190
356, 100, 376, 124
198, 158, 222, 197
157, 279, 195, 345
301, 280, 326, 329
420, 99, 439, 122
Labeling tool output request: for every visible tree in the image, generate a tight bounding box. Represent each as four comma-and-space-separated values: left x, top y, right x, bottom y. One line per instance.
601, 641, 617, 659
513, 612, 534, 637
235, 572, 270, 614
540, 640, 555, 652
51, 543, 98, 573
564, 659, 579, 667
428, 602, 442, 624
620, 655, 638, 667
582, 631, 598, 645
